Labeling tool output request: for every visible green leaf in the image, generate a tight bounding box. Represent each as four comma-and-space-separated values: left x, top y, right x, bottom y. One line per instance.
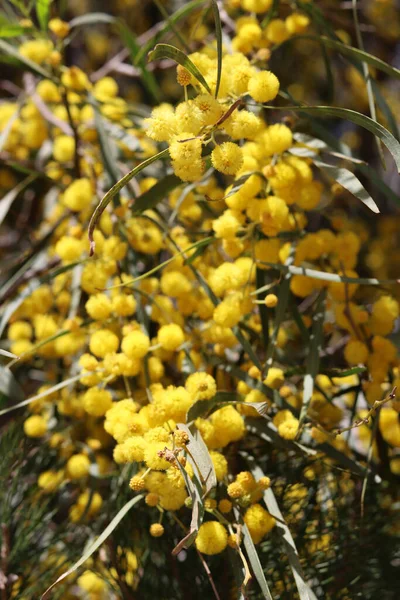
252, 261, 400, 287
118, 22, 161, 103
0, 24, 27, 37
261, 0, 280, 29
135, 0, 206, 65
187, 391, 268, 422
183, 236, 214, 266
88, 148, 170, 255
264, 250, 293, 371
0, 374, 81, 416
241, 521, 273, 600
90, 95, 120, 187
0, 366, 24, 402
172, 459, 204, 555
234, 326, 263, 371
177, 423, 216, 495
211, 0, 222, 98
255, 268, 270, 349
324, 366, 366, 378
148, 43, 211, 93
249, 463, 318, 600
133, 174, 181, 213
69, 13, 116, 28
298, 292, 325, 430
36, 0, 53, 30
314, 160, 379, 214
0, 175, 37, 227
267, 103, 400, 172
0, 39, 55, 80
41, 494, 144, 599
279, 35, 400, 81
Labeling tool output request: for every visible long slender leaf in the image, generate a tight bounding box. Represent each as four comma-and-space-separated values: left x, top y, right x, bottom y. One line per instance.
252, 261, 400, 287
249, 464, 317, 600
298, 292, 325, 430
0, 174, 37, 228
148, 43, 211, 93
241, 522, 273, 600
69, 13, 116, 27
135, 0, 206, 65
0, 24, 27, 38
187, 391, 268, 422
211, 0, 222, 99
118, 22, 161, 103
314, 160, 379, 213
0, 373, 81, 416
264, 104, 400, 171
172, 455, 204, 554
88, 148, 170, 255
0, 366, 24, 402
133, 174, 181, 213
177, 423, 216, 495
0, 39, 55, 80
36, 0, 53, 30
41, 494, 144, 599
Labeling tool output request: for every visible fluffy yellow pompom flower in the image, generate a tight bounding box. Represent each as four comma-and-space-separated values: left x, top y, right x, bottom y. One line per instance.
278, 418, 299, 440
63, 178, 93, 211
24, 415, 47, 438
158, 324, 185, 351
263, 367, 284, 389
19, 40, 53, 64
265, 294, 278, 308
195, 521, 228, 555
67, 453, 91, 479
78, 571, 106, 594
121, 330, 150, 359
186, 372, 217, 400
212, 142, 244, 176
150, 523, 165, 537
244, 503, 276, 544
8, 321, 32, 340
89, 329, 119, 358
49, 18, 70, 38
86, 293, 112, 320
248, 71, 280, 103
169, 133, 202, 164
53, 135, 75, 163
38, 470, 64, 493
83, 387, 113, 416
210, 451, 228, 481
344, 340, 369, 365
241, 0, 272, 13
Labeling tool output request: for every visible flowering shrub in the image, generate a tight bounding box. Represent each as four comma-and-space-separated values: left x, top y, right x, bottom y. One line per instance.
0, 0, 399, 598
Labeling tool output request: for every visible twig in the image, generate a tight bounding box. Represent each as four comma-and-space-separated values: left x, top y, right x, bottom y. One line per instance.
196, 549, 222, 600
333, 387, 397, 437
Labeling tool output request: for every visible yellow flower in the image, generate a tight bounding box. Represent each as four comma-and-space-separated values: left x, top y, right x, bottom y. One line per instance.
195, 522, 228, 555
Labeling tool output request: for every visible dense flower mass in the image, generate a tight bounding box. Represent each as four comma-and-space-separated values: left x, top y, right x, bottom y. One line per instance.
0, 0, 399, 598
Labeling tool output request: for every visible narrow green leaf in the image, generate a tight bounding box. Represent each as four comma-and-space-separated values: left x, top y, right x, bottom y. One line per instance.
135, 0, 206, 65
261, 0, 280, 29
279, 35, 400, 81
0, 366, 24, 402
314, 160, 379, 213
172, 462, 204, 554
264, 251, 293, 371
241, 522, 273, 600
0, 174, 37, 227
0, 24, 27, 37
187, 391, 268, 422
183, 237, 213, 266
36, 0, 53, 30
234, 326, 263, 371
250, 464, 317, 600
324, 366, 366, 378
90, 95, 120, 187
69, 13, 116, 28
211, 0, 222, 99
88, 148, 170, 255
118, 22, 161, 103
255, 268, 270, 348
133, 174, 181, 213
41, 494, 144, 599
0, 39, 55, 80
0, 374, 81, 416
265, 104, 400, 172
298, 292, 325, 429
177, 423, 216, 495
148, 43, 211, 93
252, 261, 400, 287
